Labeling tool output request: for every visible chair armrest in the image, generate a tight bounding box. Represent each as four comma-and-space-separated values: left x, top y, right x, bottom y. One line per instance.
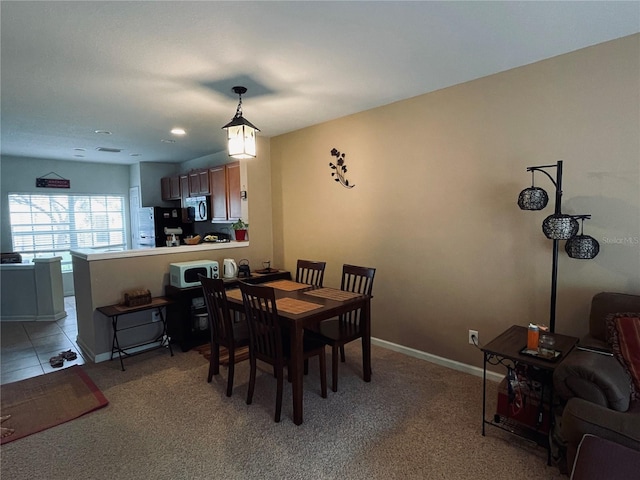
561, 397, 640, 468
554, 350, 631, 412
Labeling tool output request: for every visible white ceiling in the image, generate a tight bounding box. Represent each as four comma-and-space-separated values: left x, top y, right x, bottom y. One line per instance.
1, 1, 639, 165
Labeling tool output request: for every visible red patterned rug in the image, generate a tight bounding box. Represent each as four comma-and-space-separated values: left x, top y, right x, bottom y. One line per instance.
1, 365, 108, 444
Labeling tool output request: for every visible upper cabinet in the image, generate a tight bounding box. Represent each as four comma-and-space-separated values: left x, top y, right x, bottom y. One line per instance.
161, 162, 241, 221
188, 169, 210, 196
161, 175, 181, 201
209, 162, 241, 221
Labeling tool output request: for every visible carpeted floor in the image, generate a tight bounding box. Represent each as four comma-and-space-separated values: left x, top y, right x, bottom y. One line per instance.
0, 343, 566, 479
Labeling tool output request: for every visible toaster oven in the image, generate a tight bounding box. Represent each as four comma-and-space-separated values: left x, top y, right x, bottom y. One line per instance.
169, 260, 219, 288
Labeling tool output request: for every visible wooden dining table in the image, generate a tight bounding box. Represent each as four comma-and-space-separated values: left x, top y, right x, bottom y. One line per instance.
225, 279, 372, 425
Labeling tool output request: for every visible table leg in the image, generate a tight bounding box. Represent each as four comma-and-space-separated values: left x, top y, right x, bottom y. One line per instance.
482, 352, 487, 436
291, 322, 304, 425
111, 316, 125, 372
362, 298, 372, 381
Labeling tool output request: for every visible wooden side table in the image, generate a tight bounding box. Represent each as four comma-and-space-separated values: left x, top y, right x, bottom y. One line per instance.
481, 325, 578, 465
97, 297, 174, 371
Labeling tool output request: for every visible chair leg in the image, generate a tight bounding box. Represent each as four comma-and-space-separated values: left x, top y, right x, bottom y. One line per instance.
226, 349, 235, 397
340, 345, 346, 362
332, 345, 339, 392
304, 359, 309, 375
275, 365, 283, 423
246, 356, 256, 405
319, 349, 327, 398
208, 343, 220, 382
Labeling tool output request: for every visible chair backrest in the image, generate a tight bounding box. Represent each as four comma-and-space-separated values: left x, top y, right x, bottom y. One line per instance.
342, 264, 376, 296
295, 259, 326, 287
199, 275, 236, 348
239, 282, 284, 364
340, 264, 376, 325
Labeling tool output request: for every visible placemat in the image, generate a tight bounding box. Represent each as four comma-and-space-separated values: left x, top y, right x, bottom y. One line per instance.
304, 287, 363, 301
262, 280, 311, 291
276, 297, 323, 314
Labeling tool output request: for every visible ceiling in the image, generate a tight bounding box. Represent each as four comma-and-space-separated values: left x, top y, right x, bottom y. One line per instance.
1, 1, 638, 166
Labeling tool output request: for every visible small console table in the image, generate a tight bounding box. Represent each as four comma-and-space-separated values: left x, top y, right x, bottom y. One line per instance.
97, 297, 174, 371
481, 325, 578, 465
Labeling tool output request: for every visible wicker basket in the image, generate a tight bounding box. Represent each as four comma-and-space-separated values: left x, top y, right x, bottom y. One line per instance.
123, 289, 152, 307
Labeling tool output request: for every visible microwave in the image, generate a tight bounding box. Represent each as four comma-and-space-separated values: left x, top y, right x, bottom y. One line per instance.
184, 196, 209, 222
170, 260, 219, 288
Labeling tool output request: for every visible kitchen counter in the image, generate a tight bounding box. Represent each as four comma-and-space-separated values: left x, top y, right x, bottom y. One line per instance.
71, 240, 251, 363
71, 241, 249, 261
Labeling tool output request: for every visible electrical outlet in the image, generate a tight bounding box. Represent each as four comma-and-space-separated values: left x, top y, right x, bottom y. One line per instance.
468, 329, 478, 345
152, 311, 161, 322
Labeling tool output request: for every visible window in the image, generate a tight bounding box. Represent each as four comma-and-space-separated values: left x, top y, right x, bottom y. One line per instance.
8, 193, 126, 272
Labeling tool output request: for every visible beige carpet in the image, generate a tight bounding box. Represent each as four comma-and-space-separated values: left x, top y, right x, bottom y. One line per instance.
0, 343, 565, 479
0, 365, 108, 445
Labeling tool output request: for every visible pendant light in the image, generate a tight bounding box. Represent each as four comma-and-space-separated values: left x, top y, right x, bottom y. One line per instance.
222, 86, 260, 159
565, 216, 600, 259
517, 170, 549, 210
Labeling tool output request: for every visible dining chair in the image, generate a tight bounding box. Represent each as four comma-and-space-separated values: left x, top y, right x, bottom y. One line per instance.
295, 259, 327, 287
306, 264, 376, 392
239, 282, 327, 422
199, 275, 250, 397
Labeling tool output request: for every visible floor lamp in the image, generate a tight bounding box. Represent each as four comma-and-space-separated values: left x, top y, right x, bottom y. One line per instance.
517, 160, 599, 333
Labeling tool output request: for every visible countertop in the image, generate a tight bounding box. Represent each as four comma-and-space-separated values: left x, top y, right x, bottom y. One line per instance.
71, 241, 249, 261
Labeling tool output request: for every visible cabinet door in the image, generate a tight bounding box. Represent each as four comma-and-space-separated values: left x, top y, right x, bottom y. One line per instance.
179, 175, 189, 203
170, 176, 181, 199
188, 171, 201, 196
161, 176, 181, 200
161, 177, 172, 200
226, 162, 242, 220
208, 166, 228, 221
197, 170, 210, 195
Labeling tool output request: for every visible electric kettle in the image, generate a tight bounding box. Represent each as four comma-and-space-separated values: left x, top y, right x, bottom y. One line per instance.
223, 258, 237, 278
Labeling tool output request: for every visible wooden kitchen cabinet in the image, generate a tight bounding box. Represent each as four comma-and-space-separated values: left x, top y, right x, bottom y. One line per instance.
179, 174, 189, 203
161, 175, 181, 201
226, 162, 242, 219
209, 162, 241, 221
188, 169, 210, 196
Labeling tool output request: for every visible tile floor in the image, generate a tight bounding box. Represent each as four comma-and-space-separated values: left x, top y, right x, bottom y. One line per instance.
1, 297, 85, 385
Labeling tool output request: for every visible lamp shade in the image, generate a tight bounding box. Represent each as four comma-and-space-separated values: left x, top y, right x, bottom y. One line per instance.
518, 187, 549, 210
223, 116, 259, 159
565, 234, 600, 259
542, 214, 579, 240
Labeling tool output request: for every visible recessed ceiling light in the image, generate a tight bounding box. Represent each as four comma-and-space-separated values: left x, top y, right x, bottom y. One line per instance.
73, 154, 85, 158
170, 128, 186, 135
161, 139, 176, 144
73, 148, 86, 152
94, 130, 112, 135
130, 153, 141, 157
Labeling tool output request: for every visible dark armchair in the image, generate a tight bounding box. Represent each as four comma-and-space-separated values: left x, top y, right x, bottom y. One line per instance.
553, 292, 640, 469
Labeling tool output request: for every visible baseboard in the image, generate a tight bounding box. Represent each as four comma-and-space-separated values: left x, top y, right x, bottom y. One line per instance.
372, 337, 503, 383
1, 310, 67, 322
92, 341, 164, 364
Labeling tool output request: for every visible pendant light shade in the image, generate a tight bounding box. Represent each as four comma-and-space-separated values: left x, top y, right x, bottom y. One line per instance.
518, 187, 549, 210
518, 171, 549, 210
565, 235, 600, 259
222, 86, 260, 159
542, 213, 579, 240
565, 216, 600, 259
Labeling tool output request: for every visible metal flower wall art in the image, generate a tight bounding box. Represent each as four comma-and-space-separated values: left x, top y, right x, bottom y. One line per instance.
329, 148, 355, 188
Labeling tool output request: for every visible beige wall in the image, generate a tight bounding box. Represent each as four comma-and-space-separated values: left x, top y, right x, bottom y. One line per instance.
270, 34, 640, 369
